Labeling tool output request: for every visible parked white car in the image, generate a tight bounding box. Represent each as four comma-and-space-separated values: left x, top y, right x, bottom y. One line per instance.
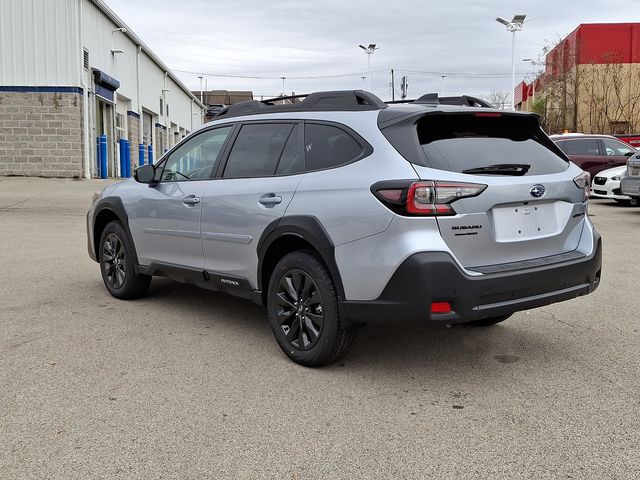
591, 165, 630, 203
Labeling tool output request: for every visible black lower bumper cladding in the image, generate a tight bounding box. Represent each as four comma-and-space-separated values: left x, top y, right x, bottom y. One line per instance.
343, 232, 602, 325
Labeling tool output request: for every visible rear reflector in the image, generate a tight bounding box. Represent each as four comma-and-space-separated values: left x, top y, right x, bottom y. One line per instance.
431, 302, 452, 314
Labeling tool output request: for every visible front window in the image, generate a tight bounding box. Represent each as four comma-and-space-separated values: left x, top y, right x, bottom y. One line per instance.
160, 126, 234, 181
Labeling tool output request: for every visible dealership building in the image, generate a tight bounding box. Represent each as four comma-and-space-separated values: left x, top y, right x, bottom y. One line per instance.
0, 0, 204, 178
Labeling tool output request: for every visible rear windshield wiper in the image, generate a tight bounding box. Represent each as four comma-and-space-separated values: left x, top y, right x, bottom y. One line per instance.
462, 164, 530, 176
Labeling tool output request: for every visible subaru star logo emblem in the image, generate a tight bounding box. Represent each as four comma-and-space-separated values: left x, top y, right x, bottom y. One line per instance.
530, 185, 546, 198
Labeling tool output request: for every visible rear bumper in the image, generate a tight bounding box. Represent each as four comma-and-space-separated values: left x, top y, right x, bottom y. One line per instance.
342, 232, 602, 325
620, 177, 640, 197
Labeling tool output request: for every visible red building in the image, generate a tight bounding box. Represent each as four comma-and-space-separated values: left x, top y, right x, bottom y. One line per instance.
516, 23, 640, 134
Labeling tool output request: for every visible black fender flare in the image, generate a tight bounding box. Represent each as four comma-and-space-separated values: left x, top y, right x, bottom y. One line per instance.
92, 197, 141, 270
256, 215, 346, 300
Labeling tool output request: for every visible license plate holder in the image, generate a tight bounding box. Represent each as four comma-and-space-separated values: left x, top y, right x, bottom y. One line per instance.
492, 203, 559, 242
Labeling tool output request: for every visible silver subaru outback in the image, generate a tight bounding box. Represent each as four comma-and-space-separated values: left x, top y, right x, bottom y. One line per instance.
87, 90, 602, 367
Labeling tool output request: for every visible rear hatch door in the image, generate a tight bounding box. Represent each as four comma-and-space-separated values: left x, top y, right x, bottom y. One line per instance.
387, 111, 588, 269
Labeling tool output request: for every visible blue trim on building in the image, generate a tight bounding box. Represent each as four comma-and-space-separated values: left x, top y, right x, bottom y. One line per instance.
126, 110, 140, 118
95, 84, 114, 102
92, 69, 121, 91
0, 86, 83, 94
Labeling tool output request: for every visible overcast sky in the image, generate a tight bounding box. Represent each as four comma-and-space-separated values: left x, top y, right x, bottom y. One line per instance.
107, 0, 638, 101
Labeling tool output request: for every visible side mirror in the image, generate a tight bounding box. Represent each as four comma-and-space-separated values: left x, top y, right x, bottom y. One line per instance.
625, 151, 635, 157
134, 164, 157, 185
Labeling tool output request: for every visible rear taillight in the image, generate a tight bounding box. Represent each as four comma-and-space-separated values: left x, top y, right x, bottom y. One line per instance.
372, 180, 487, 216
573, 172, 590, 201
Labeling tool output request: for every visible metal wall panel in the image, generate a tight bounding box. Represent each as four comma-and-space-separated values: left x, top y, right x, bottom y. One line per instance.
0, 0, 80, 86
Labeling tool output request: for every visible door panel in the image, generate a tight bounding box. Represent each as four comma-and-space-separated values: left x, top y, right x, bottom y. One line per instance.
130, 181, 207, 269
200, 175, 303, 287
129, 125, 235, 269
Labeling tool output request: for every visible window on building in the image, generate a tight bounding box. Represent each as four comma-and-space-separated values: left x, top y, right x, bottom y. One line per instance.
159, 97, 164, 115
223, 123, 292, 178
305, 124, 363, 171
160, 126, 233, 181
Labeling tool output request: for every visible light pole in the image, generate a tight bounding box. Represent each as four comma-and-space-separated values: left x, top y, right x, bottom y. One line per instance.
495, 15, 528, 110
358, 43, 379, 91
361, 76, 367, 90
197, 75, 204, 103
441, 75, 446, 96
522, 58, 541, 107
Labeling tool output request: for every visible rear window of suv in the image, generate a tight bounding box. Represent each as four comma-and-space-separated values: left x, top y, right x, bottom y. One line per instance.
384, 112, 569, 176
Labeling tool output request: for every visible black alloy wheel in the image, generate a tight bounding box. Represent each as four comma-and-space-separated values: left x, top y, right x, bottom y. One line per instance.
102, 233, 126, 289
274, 269, 324, 350
267, 250, 356, 367
98, 220, 151, 299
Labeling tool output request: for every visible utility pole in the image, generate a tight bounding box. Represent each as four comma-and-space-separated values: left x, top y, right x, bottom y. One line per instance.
391, 69, 395, 101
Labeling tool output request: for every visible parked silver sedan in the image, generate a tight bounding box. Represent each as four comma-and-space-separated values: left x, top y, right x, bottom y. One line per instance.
620, 153, 640, 205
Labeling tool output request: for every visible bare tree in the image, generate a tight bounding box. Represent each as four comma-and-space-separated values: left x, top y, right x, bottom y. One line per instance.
538, 39, 640, 134
485, 90, 510, 110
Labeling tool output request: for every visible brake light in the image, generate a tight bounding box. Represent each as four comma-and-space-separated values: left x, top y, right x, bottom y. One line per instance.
474, 112, 502, 117
372, 180, 487, 216
573, 172, 590, 201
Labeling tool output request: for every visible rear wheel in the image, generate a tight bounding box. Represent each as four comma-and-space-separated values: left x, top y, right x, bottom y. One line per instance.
99, 221, 151, 299
267, 250, 356, 367
466, 314, 512, 327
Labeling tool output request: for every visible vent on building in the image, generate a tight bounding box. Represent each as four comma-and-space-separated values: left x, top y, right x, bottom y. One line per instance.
83, 48, 89, 70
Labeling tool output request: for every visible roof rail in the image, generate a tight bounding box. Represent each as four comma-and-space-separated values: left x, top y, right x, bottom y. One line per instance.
214, 90, 387, 118
386, 94, 494, 108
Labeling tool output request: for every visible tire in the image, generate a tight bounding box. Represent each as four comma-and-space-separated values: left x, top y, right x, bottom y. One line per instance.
98, 220, 151, 299
466, 314, 512, 327
267, 250, 356, 367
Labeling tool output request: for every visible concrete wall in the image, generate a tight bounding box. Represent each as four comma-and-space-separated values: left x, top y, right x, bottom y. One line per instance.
0, 91, 83, 177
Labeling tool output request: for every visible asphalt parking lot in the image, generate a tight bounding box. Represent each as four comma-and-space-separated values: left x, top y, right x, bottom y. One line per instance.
1, 177, 638, 479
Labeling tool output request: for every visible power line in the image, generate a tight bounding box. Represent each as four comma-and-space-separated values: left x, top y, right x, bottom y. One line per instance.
174, 68, 531, 81
174, 68, 388, 80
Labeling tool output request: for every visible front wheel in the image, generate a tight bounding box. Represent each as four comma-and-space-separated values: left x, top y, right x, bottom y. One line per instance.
267, 251, 356, 367
99, 221, 151, 299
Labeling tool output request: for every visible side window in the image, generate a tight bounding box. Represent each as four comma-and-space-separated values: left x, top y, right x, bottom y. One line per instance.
305, 124, 363, 171
562, 138, 600, 156
160, 126, 233, 181
602, 138, 635, 156
223, 123, 292, 178
275, 124, 304, 175
555, 140, 567, 153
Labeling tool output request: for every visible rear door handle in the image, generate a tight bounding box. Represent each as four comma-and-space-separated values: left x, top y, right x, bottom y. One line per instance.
183, 195, 201, 205
259, 194, 282, 206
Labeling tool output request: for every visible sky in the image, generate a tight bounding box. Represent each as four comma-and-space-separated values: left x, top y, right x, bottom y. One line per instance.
106, 0, 639, 102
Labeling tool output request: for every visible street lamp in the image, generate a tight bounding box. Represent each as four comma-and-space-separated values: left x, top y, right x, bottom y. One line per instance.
495, 14, 529, 110
522, 58, 542, 106
197, 75, 204, 103
358, 43, 379, 91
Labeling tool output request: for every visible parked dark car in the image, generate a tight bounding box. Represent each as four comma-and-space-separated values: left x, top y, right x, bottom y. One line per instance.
551, 134, 636, 177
